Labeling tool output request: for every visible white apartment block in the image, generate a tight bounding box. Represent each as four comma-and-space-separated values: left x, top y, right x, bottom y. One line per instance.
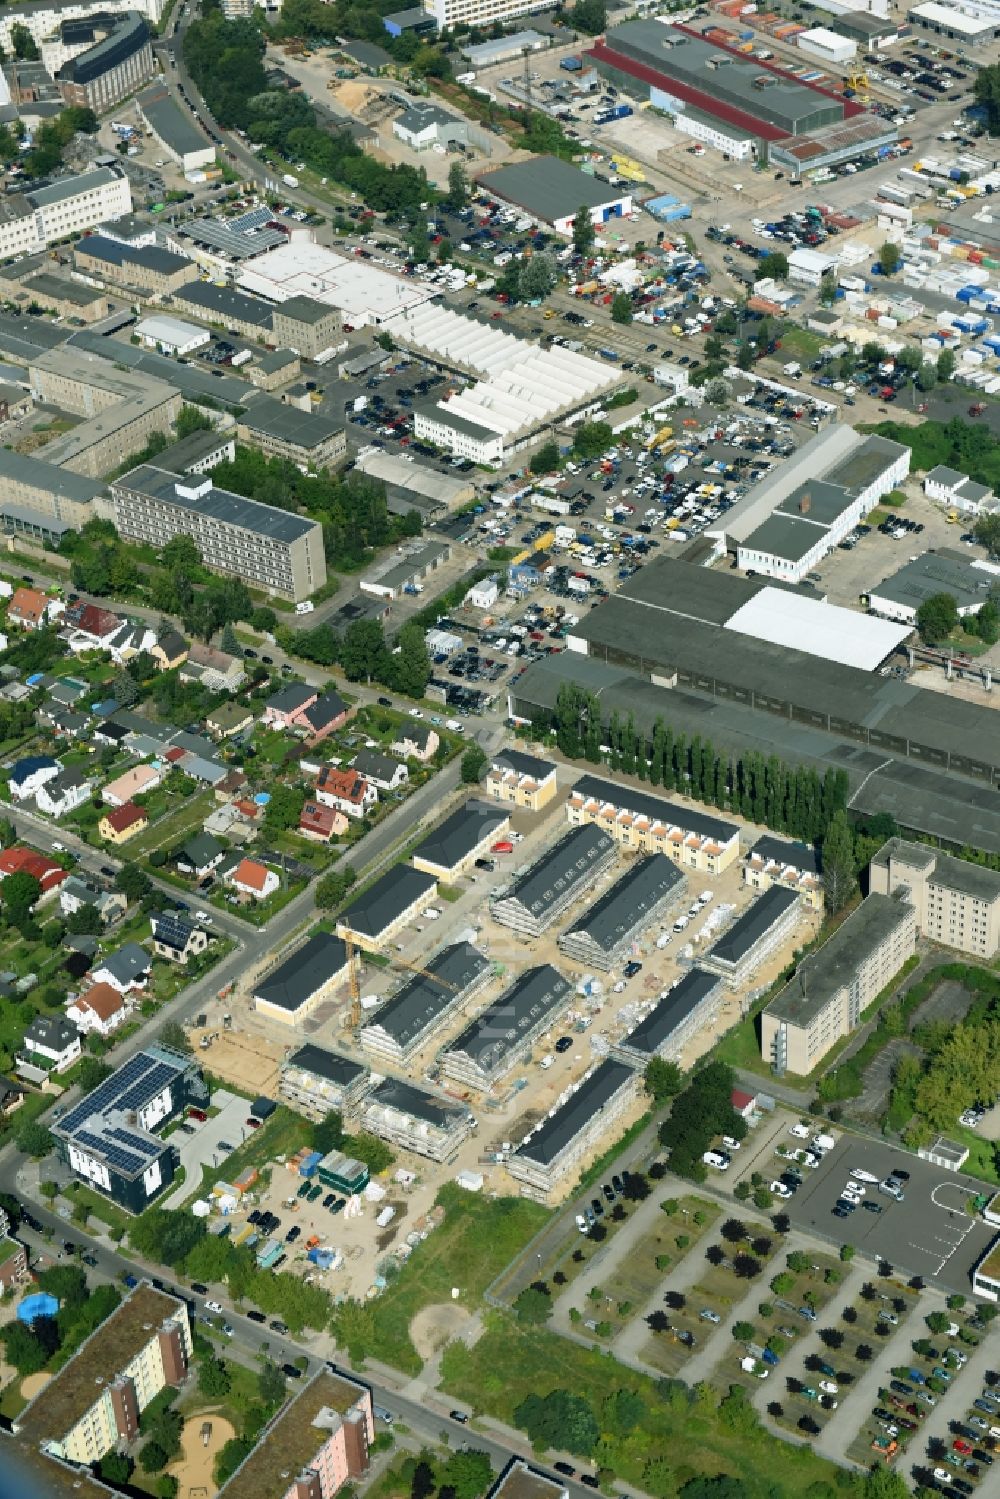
0, 168, 131, 260
0, 0, 163, 54
869, 838, 1000, 960
426, 0, 549, 31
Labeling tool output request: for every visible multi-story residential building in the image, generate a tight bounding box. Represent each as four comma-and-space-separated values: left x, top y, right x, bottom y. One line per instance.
279, 1043, 370, 1120
558, 855, 686, 973
358, 942, 492, 1068
485, 748, 558, 812
15, 1283, 191, 1467
761, 892, 918, 1075
744, 834, 822, 911
411, 800, 508, 880
440, 965, 572, 1092
566, 775, 741, 875
0, 1236, 28, 1294
0, 449, 108, 543
111, 465, 326, 602
613, 967, 726, 1069
869, 838, 1000, 959
52, 1044, 207, 1212
699, 885, 802, 991
507, 1059, 638, 1199
215, 1369, 373, 1499
252, 933, 351, 1025
53, 12, 155, 112
0, 0, 165, 58
0, 167, 131, 260
29, 349, 179, 480
337, 866, 437, 952
348, 1076, 474, 1163
489, 824, 617, 939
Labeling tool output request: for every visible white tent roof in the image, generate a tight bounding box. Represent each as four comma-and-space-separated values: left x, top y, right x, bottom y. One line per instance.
724, 588, 911, 671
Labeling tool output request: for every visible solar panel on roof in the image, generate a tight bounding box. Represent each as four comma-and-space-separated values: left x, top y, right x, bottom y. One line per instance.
230, 205, 273, 233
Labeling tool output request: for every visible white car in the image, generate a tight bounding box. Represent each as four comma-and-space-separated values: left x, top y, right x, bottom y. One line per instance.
721, 1135, 741, 1151
205, 1299, 223, 1314
194, 910, 211, 923
843, 1185, 864, 1202
698, 889, 714, 905
703, 1151, 730, 1170
409, 708, 424, 718
818, 1380, 838, 1395
770, 1181, 792, 1199
850, 1168, 879, 1184
613, 980, 627, 994
575, 1214, 588, 1233
789, 1123, 810, 1140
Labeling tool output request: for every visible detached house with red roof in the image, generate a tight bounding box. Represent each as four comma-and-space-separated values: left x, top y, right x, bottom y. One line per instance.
99, 801, 149, 845
315, 766, 376, 820
227, 858, 279, 901
64, 601, 121, 650
66, 982, 129, 1038
263, 684, 349, 743
0, 846, 68, 901
7, 587, 49, 630
299, 800, 349, 842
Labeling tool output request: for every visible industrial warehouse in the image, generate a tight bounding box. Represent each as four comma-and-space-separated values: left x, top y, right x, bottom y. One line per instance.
585, 20, 899, 175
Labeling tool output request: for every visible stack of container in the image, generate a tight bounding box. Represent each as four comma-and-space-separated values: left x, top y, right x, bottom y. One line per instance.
299, 1150, 322, 1178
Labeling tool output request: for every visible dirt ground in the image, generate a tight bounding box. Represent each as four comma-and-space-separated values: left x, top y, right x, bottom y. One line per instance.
18, 1371, 51, 1401
168, 1413, 236, 1499
188, 1025, 287, 1097
410, 1302, 474, 1361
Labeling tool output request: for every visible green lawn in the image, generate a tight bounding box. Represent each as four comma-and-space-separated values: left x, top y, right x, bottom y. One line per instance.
440, 1318, 841, 1496
360, 1184, 549, 1375
131, 791, 215, 857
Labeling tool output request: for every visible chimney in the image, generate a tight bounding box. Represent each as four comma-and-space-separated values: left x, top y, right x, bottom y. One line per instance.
798, 492, 811, 514
109, 1376, 139, 1442
158, 1322, 188, 1386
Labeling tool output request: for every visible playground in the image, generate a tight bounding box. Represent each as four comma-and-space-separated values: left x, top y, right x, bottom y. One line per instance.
168, 1413, 236, 1499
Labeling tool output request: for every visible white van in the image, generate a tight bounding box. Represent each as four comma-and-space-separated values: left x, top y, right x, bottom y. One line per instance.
702, 1150, 730, 1170
424, 907, 441, 921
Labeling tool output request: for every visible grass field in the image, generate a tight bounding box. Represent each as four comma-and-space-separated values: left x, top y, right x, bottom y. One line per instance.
440, 1316, 842, 1496
364, 1184, 549, 1375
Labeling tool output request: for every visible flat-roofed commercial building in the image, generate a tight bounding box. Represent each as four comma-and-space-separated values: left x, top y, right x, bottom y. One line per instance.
216, 1368, 373, 1499
359, 942, 492, 1067
700, 885, 802, 990
14, 1283, 191, 1466
507, 1059, 638, 1198
279, 1043, 370, 1119
761, 892, 917, 1074
477, 155, 632, 236
490, 823, 616, 938
869, 838, 1000, 960
485, 748, 557, 812
111, 465, 326, 602
350, 1076, 475, 1162
336, 865, 438, 952
411, 800, 510, 880
237, 395, 346, 471
566, 773, 740, 875
908, 1, 1000, 43
613, 967, 725, 1068
745, 835, 822, 910
54, 12, 155, 112
439, 964, 572, 1092
973, 1237, 1000, 1302
252, 933, 351, 1025
868, 548, 997, 626
558, 854, 686, 972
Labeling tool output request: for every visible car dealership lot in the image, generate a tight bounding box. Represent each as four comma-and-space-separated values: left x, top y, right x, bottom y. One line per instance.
780, 1136, 997, 1295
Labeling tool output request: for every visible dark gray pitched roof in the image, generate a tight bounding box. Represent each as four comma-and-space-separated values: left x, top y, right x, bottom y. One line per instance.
254, 933, 348, 1012
413, 800, 509, 872
339, 865, 436, 938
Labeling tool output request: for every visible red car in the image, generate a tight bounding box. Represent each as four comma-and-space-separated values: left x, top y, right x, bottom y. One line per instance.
245, 1117, 261, 1130
492, 841, 514, 854
955, 1440, 974, 1455
188, 1107, 207, 1122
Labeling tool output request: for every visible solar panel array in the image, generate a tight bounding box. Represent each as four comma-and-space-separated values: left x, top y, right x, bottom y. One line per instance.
230, 205, 274, 233
59, 1052, 183, 1136
151, 911, 194, 950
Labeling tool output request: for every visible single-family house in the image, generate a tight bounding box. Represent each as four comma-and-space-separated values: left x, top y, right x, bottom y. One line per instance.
8, 755, 59, 802
7, 587, 49, 630
66, 981, 129, 1038
151, 630, 189, 671
59, 875, 126, 925
299, 800, 348, 842
214, 769, 248, 803
17, 1013, 82, 1076
92, 720, 131, 750
0, 1238, 28, 1293
0, 1079, 24, 1118
99, 801, 149, 844
391, 722, 439, 762
316, 766, 376, 820
90, 941, 151, 993
35, 766, 94, 819
102, 763, 162, 807
38, 704, 90, 740
300, 691, 349, 743
179, 643, 245, 692
205, 702, 255, 740
176, 832, 225, 881
263, 682, 317, 729
150, 910, 209, 965
107, 621, 157, 664
0, 846, 67, 899
228, 858, 280, 901
64, 602, 121, 651
352, 748, 408, 792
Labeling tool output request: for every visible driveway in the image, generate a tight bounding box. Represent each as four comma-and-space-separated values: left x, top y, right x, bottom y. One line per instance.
166, 1090, 252, 1200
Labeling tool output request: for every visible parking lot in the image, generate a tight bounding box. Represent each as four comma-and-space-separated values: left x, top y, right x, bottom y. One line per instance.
780, 1135, 998, 1295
